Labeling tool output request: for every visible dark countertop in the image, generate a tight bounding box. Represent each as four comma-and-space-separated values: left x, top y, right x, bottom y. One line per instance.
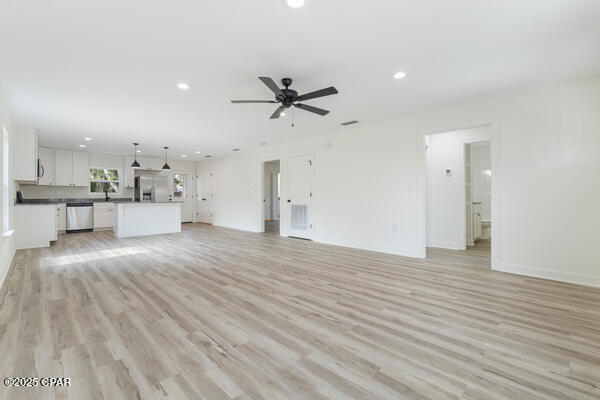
16, 198, 134, 205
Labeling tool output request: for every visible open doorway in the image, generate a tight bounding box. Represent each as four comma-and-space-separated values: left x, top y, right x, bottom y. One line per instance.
425, 125, 492, 266
466, 141, 492, 249
262, 160, 280, 234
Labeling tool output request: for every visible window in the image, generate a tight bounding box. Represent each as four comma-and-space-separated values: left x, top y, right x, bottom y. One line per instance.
2, 126, 9, 231
173, 173, 186, 198
89, 167, 120, 193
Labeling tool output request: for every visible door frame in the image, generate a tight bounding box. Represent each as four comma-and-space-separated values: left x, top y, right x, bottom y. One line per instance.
417, 117, 500, 269
260, 158, 281, 233
458, 138, 491, 250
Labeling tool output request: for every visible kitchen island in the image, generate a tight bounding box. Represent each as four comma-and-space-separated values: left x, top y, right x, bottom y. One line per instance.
114, 202, 181, 238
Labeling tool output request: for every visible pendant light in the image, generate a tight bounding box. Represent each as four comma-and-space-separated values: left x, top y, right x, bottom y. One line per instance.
162, 146, 171, 170
131, 143, 141, 168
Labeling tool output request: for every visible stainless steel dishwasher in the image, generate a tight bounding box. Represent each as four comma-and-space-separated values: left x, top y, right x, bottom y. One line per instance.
66, 203, 93, 232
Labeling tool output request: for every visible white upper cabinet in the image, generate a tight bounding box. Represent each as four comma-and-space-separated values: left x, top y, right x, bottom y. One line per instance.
13, 128, 39, 182
37, 147, 55, 186
54, 150, 72, 186
147, 157, 163, 171
124, 156, 136, 187
123, 156, 164, 188
135, 156, 162, 170
73, 151, 89, 186
54, 150, 89, 187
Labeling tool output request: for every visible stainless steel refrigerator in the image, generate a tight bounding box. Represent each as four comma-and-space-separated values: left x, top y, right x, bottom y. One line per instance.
134, 171, 169, 202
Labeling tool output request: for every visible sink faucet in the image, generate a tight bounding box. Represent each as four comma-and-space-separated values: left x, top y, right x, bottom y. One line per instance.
104, 189, 110, 202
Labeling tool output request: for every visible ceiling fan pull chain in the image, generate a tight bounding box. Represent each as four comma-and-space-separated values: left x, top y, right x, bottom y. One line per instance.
292, 106, 295, 128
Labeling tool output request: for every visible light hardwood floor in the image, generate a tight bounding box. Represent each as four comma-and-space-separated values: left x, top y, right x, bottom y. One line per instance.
0, 224, 599, 399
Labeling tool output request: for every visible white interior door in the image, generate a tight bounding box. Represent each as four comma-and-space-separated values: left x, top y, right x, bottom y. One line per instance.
287, 153, 313, 239
198, 170, 214, 224
172, 172, 193, 223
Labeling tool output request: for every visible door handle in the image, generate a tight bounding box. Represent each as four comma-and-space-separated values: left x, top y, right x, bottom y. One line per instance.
287, 199, 291, 203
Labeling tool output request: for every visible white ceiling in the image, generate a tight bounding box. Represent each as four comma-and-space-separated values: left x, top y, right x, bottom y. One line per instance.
1, 0, 599, 159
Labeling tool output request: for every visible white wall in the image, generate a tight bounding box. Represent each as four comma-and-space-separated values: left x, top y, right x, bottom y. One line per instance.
198, 75, 600, 287
0, 90, 16, 289
199, 118, 422, 254
426, 126, 491, 249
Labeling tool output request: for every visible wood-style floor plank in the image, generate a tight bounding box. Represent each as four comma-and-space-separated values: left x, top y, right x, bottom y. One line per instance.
0, 225, 599, 399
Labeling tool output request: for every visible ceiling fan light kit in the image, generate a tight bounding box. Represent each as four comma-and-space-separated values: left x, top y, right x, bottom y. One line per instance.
231, 77, 338, 124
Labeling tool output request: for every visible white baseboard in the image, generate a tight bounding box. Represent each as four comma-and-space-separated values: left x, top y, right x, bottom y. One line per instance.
494, 262, 600, 288
428, 241, 463, 251
315, 237, 419, 258
213, 222, 263, 233
0, 245, 16, 291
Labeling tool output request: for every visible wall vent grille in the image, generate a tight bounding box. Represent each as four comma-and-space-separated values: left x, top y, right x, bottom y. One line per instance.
291, 205, 308, 230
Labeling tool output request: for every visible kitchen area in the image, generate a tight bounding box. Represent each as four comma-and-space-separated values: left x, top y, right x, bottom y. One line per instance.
13, 128, 196, 249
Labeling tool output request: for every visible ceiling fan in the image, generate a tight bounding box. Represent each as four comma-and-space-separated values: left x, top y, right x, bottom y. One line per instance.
231, 77, 338, 119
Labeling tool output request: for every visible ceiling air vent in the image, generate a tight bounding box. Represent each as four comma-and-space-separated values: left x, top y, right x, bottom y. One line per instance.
341, 120, 358, 126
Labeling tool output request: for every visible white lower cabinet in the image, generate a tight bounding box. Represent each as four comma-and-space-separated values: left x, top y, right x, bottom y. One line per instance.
15, 205, 56, 249
93, 203, 115, 230
56, 203, 67, 233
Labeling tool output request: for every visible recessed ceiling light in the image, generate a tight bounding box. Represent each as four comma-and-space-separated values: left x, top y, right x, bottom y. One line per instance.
181, 155, 187, 158
195, 150, 201, 154
136, 150, 142, 153
79, 144, 86, 148
281, 112, 287, 117
260, 142, 268, 146
177, 82, 190, 90
84, 137, 92, 141
393, 71, 406, 80
286, 0, 305, 8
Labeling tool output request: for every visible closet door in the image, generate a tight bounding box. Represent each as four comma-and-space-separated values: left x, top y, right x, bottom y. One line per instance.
287, 153, 313, 240
197, 170, 214, 224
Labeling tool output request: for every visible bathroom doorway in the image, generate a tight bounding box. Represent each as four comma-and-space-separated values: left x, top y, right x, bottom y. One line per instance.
465, 141, 492, 249
425, 125, 493, 266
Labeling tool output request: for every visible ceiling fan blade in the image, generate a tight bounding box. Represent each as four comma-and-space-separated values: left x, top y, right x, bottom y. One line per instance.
294, 103, 330, 116
295, 86, 338, 102
231, 100, 278, 103
269, 106, 285, 119
259, 77, 284, 97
